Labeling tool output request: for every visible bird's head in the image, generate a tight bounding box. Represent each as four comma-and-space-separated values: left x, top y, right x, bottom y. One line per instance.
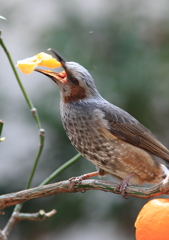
35, 49, 100, 103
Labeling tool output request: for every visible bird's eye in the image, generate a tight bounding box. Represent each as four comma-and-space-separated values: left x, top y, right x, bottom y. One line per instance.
70, 76, 79, 85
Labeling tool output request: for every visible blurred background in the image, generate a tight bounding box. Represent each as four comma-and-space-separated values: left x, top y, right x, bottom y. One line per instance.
1, 0, 169, 239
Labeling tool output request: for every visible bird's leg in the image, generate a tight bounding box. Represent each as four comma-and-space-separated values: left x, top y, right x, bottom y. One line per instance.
69, 171, 99, 191
114, 172, 135, 199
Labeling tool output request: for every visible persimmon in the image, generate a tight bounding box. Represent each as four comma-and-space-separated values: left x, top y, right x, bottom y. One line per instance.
17, 52, 61, 74
135, 199, 169, 240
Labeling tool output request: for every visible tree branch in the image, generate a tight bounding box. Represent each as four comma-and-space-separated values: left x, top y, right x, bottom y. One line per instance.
0, 177, 169, 211
1, 209, 56, 238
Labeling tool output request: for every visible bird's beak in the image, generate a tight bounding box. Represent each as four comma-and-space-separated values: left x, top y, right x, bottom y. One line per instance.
35, 48, 67, 84
48, 48, 66, 68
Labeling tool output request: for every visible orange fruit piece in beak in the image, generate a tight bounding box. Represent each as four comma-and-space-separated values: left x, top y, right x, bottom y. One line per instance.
17, 52, 61, 74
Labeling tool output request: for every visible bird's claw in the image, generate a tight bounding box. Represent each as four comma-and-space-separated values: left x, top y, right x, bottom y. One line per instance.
68, 171, 99, 192
69, 176, 83, 192
114, 172, 135, 199
114, 182, 129, 199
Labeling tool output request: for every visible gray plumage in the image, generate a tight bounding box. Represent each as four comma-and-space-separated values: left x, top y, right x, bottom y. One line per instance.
36, 53, 169, 186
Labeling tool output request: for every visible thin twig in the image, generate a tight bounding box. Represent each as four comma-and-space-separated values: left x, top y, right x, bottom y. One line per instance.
15, 209, 57, 221
1, 209, 56, 238
40, 153, 82, 186
2, 204, 22, 239
26, 129, 45, 189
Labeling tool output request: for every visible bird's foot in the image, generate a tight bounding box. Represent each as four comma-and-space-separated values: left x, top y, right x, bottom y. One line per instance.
114, 172, 135, 199
69, 171, 99, 192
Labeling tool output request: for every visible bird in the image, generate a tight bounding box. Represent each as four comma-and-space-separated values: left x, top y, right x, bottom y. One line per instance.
35, 48, 169, 197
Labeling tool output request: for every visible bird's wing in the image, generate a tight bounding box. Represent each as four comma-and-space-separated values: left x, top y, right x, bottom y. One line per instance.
92, 106, 169, 161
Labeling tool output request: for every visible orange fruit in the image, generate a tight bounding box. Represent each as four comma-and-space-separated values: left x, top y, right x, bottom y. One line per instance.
36, 52, 61, 69
17, 52, 61, 74
135, 199, 169, 240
